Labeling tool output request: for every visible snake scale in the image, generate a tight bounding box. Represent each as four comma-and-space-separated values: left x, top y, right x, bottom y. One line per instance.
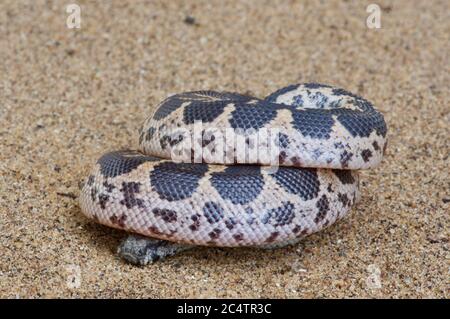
79, 83, 387, 264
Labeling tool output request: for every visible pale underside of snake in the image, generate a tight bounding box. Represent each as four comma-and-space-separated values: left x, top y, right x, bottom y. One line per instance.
79, 83, 387, 265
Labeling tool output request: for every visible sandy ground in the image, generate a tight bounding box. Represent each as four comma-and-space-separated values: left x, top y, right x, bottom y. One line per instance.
0, 0, 448, 298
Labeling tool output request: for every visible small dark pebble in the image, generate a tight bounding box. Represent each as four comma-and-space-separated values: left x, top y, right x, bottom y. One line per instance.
56, 192, 77, 200
381, 5, 393, 13
54, 165, 61, 173
184, 16, 197, 25
442, 198, 450, 203
427, 236, 448, 244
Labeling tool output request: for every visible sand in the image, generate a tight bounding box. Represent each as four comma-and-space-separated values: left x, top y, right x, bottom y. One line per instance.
0, 0, 448, 298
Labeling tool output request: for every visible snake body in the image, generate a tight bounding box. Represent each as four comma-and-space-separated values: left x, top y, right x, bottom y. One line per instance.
79, 83, 387, 252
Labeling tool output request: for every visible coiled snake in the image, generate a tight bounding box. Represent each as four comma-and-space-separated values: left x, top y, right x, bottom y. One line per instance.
79, 83, 387, 264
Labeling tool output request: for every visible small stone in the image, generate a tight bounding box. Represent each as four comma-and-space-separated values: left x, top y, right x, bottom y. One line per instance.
184, 16, 197, 25
66, 49, 76, 56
